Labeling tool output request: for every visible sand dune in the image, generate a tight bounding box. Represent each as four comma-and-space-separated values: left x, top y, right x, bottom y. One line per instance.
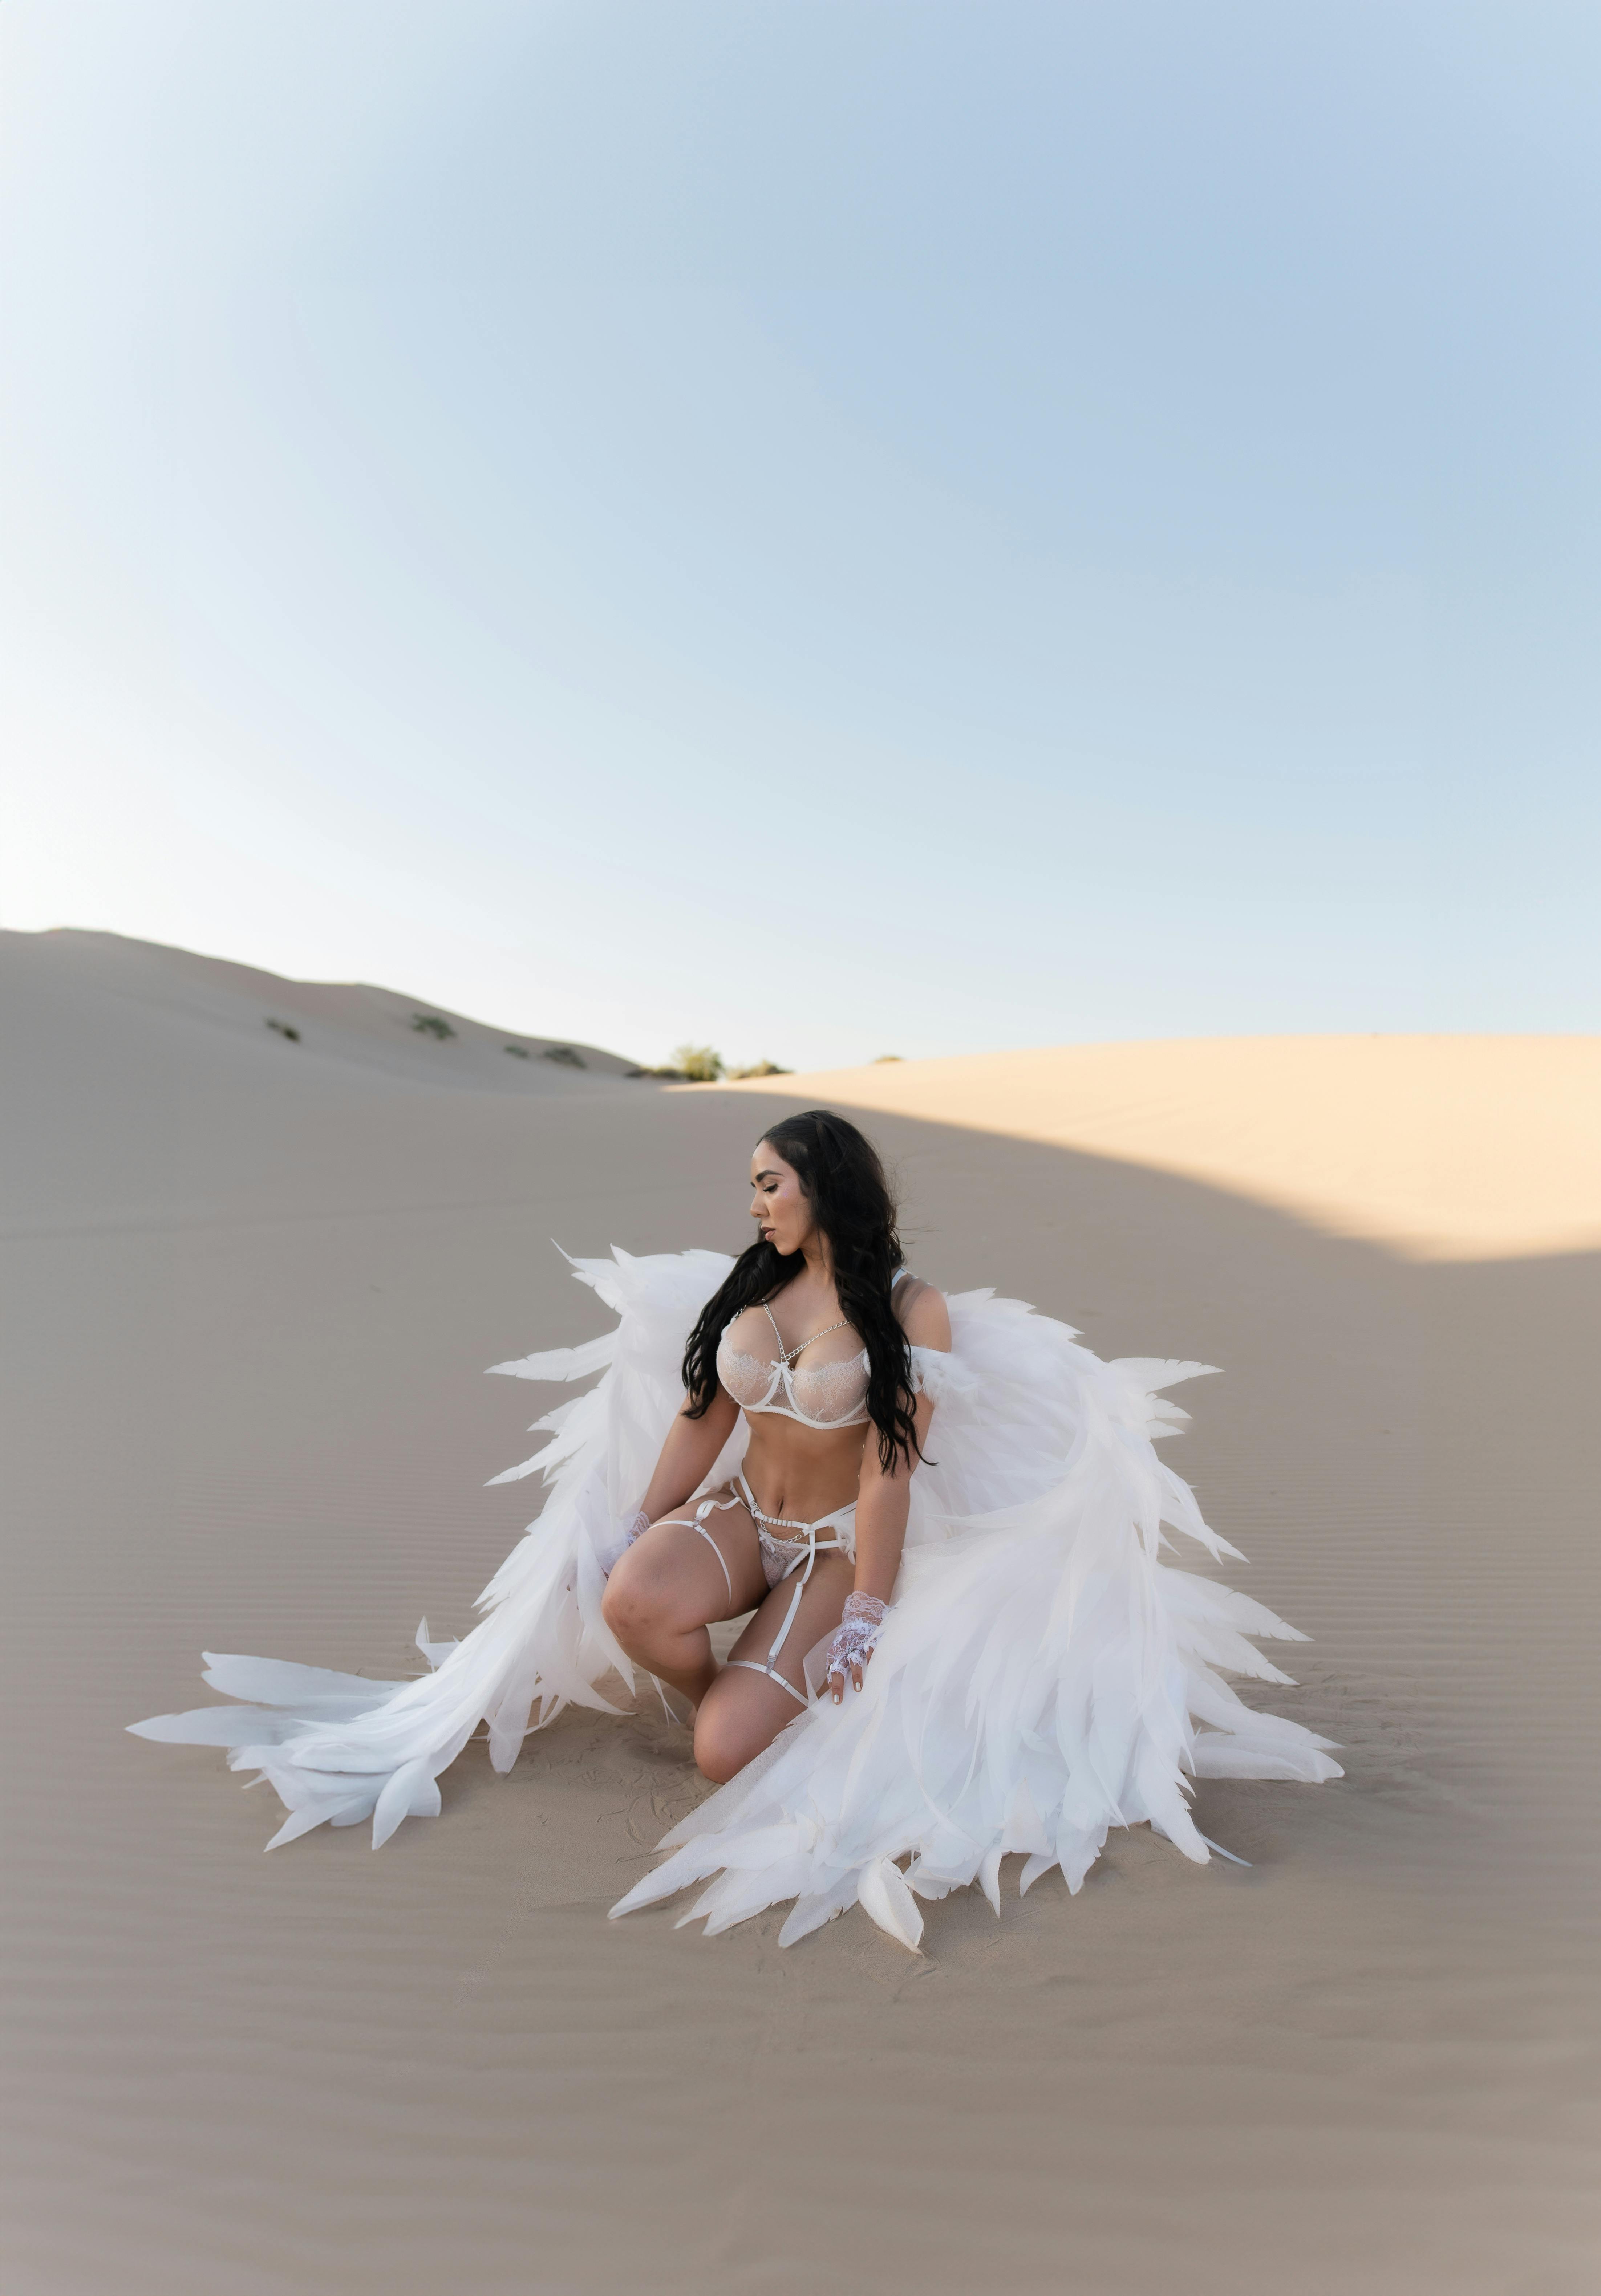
3, 931, 1598, 2295
0, 929, 655, 1238
720, 1036, 1601, 1261
3, 926, 645, 1092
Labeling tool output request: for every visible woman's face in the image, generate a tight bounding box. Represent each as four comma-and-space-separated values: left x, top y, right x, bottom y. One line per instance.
749, 1140, 817, 1258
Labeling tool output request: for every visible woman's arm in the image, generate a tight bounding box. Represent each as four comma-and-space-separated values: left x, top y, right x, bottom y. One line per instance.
636, 1387, 740, 1523
833, 1285, 952, 1696
850, 1383, 937, 1602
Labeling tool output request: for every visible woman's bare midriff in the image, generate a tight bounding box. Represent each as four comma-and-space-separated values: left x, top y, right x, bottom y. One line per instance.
737, 1412, 866, 1524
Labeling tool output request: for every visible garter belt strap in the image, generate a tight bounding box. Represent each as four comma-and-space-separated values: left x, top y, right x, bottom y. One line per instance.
666, 1474, 853, 1709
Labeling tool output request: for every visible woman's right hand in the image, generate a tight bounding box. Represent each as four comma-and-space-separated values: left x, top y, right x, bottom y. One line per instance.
596, 1508, 651, 1576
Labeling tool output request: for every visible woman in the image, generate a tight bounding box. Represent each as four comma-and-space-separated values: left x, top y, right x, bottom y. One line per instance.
133, 1109, 1339, 1951
600, 1111, 949, 1784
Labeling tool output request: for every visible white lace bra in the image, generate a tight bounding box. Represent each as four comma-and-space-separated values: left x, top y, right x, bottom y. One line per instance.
716, 1273, 916, 1432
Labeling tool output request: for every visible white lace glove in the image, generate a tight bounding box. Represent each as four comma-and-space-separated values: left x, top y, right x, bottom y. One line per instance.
826, 1592, 888, 1701
596, 1508, 650, 1577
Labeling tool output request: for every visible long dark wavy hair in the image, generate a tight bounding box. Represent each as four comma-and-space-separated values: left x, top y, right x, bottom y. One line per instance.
681, 1109, 920, 1471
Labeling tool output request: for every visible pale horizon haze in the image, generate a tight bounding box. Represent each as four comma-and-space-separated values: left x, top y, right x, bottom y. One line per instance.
3, 3, 1598, 1070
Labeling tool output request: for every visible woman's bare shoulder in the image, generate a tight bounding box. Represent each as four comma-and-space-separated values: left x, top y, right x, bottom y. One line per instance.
894, 1274, 951, 1351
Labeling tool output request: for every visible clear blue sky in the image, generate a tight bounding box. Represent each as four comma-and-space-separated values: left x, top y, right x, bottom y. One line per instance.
4, 2, 1597, 1069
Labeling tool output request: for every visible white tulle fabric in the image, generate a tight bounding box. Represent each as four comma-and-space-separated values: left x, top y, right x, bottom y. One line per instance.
130, 1248, 1340, 1947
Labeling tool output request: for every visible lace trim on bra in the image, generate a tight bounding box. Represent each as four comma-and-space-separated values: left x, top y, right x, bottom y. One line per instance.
714, 1277, 944, 1431
714, 1338, 873, 1429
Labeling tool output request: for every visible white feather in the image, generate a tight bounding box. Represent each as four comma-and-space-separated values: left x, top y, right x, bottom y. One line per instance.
130, 1246, 1340, 1933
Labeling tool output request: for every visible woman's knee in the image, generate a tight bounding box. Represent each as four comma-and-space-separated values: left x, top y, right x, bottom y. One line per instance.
600, 1554, 658, 1645
601, 1547, 688, 1646
692, 1716, 746, 1785
693, 1695, 769, 1785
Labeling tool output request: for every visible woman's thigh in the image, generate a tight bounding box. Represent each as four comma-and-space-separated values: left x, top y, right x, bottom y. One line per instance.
694, 1552, 855, 1779
609, 1489, 767, 1630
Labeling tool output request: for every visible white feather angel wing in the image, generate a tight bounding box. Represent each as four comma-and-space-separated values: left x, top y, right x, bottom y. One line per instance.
129, 1246, 733, 1848
130, 1253, 1339, 1925
611, 1288, 1341, 1950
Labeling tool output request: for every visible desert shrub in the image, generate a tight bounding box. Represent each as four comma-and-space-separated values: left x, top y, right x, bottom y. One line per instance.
543, 1045, 587, 1069
410, 1013, 455, 1040
728, 1059, 791, 1078
503, 1044, 531, 1059
872, 1054, 903, 1063
670, 1044, 724, 1082
266, 1018, 301, 1043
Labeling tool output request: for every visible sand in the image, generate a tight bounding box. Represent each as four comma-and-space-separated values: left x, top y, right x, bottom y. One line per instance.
724, 1036, 1601, 1262
3, 928, 1598, 2295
